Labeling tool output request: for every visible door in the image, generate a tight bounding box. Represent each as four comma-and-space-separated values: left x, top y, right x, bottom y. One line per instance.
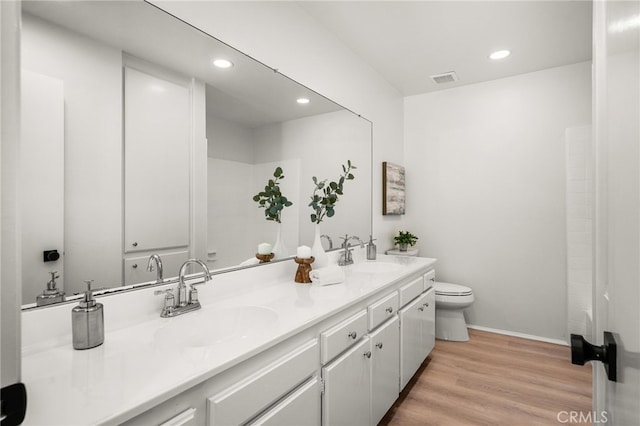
592, 0, 640, 423
322, 337, 371, 426
124, 66, 190, 253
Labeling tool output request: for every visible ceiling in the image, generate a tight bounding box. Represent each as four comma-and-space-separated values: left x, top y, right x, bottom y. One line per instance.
23, 1, 342, 129
297, 1, 593, 96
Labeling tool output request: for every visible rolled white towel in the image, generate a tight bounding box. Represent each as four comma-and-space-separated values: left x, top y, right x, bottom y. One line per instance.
310, 265, 345, 286
239, 257, 260, 267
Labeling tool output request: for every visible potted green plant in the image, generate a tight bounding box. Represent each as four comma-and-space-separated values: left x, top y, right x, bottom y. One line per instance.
252, 166, 292, 258
394, 231, 418, 252
252, 166, 293, 223
308, 161, 356, 267
308, 160, 356, 224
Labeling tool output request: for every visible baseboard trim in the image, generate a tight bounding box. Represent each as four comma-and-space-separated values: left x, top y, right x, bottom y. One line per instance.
467, 324, 568, 346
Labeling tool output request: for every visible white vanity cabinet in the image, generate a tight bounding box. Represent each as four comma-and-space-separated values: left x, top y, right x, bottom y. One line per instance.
399, 287, 436, 389
321, 293, 401, 426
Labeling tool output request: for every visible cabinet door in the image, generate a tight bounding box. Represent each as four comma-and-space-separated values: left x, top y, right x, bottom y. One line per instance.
370, 316, 400, 425
399, 292, 427, 389
322, 337, 371, 426
249, 377, 320, 426
124, 66, 190, 253
422, 288, 436, 356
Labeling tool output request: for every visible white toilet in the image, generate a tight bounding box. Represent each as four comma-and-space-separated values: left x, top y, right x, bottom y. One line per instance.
434, 282, 474, 341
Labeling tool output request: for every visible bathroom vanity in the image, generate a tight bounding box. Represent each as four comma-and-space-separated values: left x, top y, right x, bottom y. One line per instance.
21, 253, 436, 425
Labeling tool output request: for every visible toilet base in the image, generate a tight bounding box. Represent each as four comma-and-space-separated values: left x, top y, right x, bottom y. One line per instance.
435, 308, 470, 342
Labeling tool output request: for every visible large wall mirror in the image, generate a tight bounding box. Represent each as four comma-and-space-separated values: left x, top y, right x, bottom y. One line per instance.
20, 0, 372, 309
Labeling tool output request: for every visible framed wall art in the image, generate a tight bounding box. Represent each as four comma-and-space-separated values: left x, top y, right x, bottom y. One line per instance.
382, 162, 405, 215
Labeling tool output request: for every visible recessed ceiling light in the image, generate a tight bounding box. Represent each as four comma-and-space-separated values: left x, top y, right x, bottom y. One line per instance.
296, 97, 310, 104
212, 58, 233, 69
489, 50, 511, 60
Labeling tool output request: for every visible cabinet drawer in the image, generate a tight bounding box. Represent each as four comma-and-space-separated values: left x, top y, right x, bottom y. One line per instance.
248, 377, 320, 426
207, 339, 319, 425
424, 269, 436, 291
368, 291, 399, 331
399, 276, 424, 307
320, 310, 367, 364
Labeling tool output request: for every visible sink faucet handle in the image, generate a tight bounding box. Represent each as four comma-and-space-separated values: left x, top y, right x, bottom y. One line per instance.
154, 288, 175, 316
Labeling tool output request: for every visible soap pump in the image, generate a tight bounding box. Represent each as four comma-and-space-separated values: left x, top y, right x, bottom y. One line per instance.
367, 235, 377, 260
72, 280, 104, 350
36, 271, 65, 306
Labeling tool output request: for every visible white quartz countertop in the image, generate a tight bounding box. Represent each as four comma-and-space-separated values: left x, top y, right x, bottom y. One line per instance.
21, 254, 435, 425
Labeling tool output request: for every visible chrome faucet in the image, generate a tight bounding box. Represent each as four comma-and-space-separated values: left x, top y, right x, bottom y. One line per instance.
338, 235, 364, 266
154, 258, 212, 318
320, 234, 333, 250
147, 254, 164, 283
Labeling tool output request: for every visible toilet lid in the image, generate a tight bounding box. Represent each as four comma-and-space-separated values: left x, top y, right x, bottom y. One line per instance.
434, 282, 473, 296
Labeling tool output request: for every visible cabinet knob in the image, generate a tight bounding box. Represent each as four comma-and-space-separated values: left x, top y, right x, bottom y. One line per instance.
423, 302, 429, 308
363, 351, 372, 359
348, 331, 357, 340
418, 306, 425, 312
132, 264, 138, 269
430, 277, 435, 282
375, 342, 383, 349
132, 242, 138, 247
385, 306, 393, 313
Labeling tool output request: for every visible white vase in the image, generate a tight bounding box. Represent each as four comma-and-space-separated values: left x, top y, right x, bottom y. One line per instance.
310, 223, 329, 268
272, 222, 288, 259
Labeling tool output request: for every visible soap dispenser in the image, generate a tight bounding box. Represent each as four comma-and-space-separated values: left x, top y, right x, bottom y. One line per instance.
36, 271, 65, 306
72, 280, 104, 350
367, 235, 377, 260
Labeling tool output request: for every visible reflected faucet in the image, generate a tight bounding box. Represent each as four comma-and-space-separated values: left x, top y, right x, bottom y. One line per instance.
147, 254, 164, 283
338, 235, 364, 266
320, 234, 333, 250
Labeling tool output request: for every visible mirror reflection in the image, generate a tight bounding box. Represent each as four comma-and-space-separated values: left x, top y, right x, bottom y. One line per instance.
20, 1, 372, 309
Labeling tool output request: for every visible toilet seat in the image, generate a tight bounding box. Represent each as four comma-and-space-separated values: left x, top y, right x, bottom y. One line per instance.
434, 282, 473, 296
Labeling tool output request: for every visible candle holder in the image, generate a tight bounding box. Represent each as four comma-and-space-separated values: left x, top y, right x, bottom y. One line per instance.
256, 252, 275, 263
294, 257, 315, 283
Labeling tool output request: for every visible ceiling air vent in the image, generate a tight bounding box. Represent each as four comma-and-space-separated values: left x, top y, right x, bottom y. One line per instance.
430, 71, 458, 84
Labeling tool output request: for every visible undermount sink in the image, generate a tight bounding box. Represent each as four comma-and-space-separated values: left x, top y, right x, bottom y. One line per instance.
154, 305, 278, 348
352, 261, 404, 274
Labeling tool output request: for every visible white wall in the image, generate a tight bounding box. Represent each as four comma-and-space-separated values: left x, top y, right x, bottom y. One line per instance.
404, 62, 592, 341
20, 70, 64, 303
564, 125, 593, 338
151, 1, 405, 251
253, 110, 371, 247
207, 115, 254, 164
22, 14, 122, 295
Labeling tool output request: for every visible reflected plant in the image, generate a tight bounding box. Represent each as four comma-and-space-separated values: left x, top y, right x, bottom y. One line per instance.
252, 166, 293, 223
309, 160, 356, 224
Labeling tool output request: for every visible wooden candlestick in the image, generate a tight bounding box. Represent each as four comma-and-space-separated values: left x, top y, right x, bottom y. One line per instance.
256, 252, 275, 263
294, 256, 315, 283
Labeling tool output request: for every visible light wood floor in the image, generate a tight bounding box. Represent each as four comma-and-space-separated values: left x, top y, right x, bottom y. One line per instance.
380, 329, 592, 425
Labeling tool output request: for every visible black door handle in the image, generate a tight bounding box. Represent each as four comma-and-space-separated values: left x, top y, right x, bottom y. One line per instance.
570, 331, 617, 382
1, 382, 27, 426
